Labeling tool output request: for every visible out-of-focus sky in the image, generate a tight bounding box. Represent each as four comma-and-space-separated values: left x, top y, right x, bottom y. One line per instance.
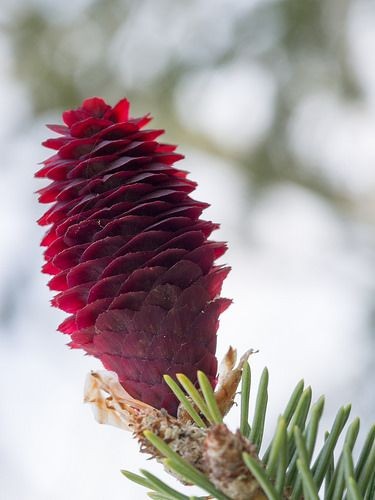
0, 1, 374, 499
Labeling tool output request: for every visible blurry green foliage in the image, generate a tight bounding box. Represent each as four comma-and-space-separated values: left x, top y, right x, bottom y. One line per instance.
4, 0, 364, 207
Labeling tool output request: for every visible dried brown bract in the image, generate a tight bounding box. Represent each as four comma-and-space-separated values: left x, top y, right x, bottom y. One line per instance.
204, 424, 265, 500
84, 348, 265, 498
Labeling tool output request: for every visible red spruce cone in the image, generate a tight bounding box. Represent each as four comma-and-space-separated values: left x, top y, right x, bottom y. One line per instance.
37, 97, 231, 415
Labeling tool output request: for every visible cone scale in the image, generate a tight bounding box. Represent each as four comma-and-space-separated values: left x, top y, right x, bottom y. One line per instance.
37, 97, 230, 415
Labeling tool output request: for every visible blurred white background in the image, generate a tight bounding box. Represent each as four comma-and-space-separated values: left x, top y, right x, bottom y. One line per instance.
0, 0, 374, 499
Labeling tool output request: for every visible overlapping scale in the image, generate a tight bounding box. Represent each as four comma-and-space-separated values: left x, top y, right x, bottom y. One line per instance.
37, 97, 230, 415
